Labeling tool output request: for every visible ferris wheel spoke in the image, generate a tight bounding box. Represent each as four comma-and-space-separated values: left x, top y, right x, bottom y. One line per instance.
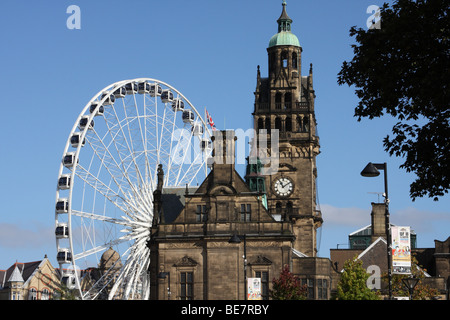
143, 94, 158, 189
73, 163, 143, 219
104, 94, 148, 194
165, 102, 180, 185
73, 235, 131, 261
85, 126, 149, 212
108, 243, 150, 299
118, 95, 148, 187
71, 209, 139, 227
82, 252, 126, 300
102, 105, 146, 193
172, 126, 196, 185
176, 148, 209, 186
124, 247, 150, 299
85, 128, 136, 198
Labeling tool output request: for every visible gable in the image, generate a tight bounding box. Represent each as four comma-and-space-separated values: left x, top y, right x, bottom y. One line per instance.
356, 237, 388, 271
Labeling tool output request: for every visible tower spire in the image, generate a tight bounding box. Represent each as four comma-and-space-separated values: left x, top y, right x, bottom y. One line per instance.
277, 0, 292, 32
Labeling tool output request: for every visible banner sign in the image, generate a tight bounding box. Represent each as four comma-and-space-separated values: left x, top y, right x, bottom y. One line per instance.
391, 226, 412, 274
247, 278, 262, 300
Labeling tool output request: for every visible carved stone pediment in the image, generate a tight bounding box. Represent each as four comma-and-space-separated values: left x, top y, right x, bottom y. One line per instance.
209, 185, 235, 195
279, 163, 297, 171
174, 256, 198, 267
249, 255, 272, 266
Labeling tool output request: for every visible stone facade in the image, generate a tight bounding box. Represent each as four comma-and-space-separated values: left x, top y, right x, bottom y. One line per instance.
149, 130, 296, 300
148, 2, 335, 301
0, 256, 60, 300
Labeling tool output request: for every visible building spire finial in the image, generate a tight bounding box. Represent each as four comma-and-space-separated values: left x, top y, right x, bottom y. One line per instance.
277, 0, 292, 33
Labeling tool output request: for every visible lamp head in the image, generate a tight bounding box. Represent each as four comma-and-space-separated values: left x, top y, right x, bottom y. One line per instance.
361, 162, 380, 177
228, 234, 242, 244
402, 277, 420, 290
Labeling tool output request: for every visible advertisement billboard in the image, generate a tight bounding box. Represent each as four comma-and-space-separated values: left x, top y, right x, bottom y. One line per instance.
247, 278, 262, 300
391, 226, 412, 274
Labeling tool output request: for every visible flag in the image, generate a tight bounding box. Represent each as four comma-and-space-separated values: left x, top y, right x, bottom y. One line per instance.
206, 109, 216, 131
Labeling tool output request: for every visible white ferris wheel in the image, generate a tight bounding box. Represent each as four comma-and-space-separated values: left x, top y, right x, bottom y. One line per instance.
55, 78, 212, 299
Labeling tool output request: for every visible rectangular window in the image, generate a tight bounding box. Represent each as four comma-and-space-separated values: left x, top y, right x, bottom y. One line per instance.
240, 204, 251, 221
196, 205, 207, 222
301, 278, 315, 299
255, 271, 269, 300
180, 272, 194, 300
317, 279, 328, 300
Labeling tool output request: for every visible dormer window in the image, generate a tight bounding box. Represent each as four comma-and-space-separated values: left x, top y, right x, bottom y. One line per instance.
240, 204, 251, 221
196, 205, 207, 222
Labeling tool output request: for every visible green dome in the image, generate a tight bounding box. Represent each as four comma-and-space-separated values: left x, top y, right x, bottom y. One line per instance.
268, 31, 300, 48
268, 1, 300, 48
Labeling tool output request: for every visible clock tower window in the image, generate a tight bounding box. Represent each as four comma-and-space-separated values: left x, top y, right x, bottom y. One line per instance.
257, 118, 264, 131
276, 202, 282, 214
285, 116, 292, 132
281, 51, 288, 68
275, 92, 282, 109
292, 52, 298, 70
275, 117, 282, 131
284, 92, 292, 110
286, 201, 293, 215
265, 118, 271, 134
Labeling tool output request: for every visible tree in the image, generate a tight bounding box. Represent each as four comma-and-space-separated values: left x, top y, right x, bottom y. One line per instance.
383, 255, 439, 299
336, 257, 380, 300
271, 265, 307, 300
337, 0, 449, 201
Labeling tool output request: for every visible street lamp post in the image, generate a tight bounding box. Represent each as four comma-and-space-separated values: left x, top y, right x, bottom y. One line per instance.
361, 162, 392, 300
229, 234, 247, 300
402, 276, 420, 300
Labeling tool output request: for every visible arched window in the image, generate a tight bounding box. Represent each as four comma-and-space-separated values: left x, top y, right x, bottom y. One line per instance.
275, 92, 282, 109
269, 52, 276, 73
265, 118, 271, 134
29, 288, 37, 300
292, 52, 298, 70
41, 288, 50, 300
257, 118, 264, 131
303, 116, 309, 132
296, 116, 301, 132
285, 117, 292, 132
284, 92, 292, 109
286, 201, 293, 215
275, 117, 282, 131
276, 202, 282, 214
281, 51, 288, 68
257, 179, 265, 193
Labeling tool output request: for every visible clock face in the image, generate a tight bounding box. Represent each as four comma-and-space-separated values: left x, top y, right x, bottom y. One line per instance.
274, 177, 293, 197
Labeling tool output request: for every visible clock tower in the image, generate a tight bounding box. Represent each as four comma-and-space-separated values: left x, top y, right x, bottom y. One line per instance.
252, 1, 322, 256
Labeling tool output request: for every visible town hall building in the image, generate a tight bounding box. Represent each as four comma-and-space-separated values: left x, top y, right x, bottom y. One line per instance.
148, 1, 337, 300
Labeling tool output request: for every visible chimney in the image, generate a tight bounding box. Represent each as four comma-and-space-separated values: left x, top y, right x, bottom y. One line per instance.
211, 130, 237, 186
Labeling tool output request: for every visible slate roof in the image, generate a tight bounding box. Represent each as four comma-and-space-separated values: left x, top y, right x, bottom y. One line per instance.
0, 259, 44, 289
161, 186, 198, 223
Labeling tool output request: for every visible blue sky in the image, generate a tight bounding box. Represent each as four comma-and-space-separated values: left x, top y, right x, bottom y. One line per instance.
0, 0, 448, 269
